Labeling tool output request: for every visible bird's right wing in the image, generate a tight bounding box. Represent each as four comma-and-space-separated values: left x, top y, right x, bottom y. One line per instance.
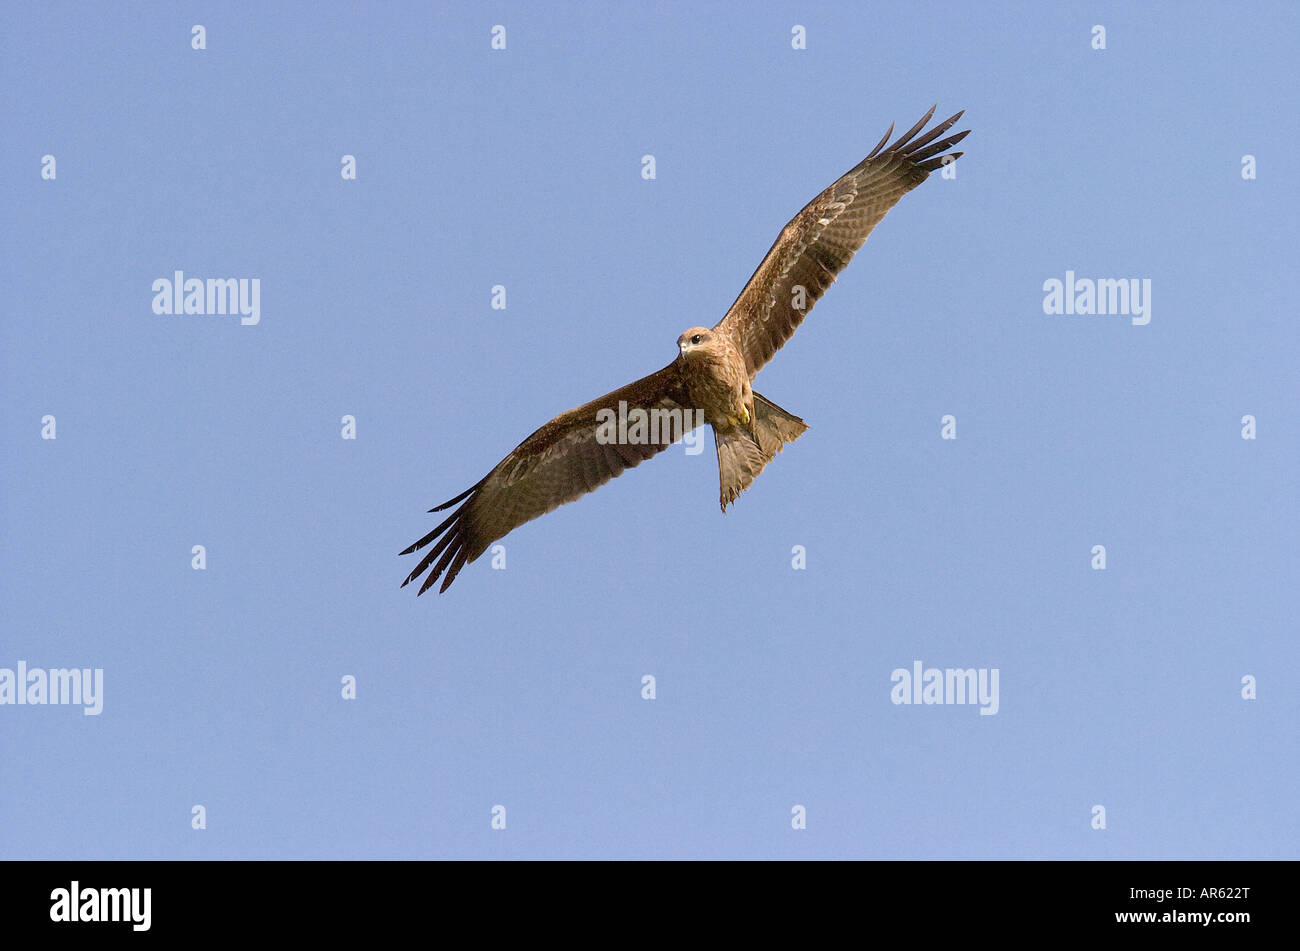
713, 106, 969, 377
400, 361, 695, 594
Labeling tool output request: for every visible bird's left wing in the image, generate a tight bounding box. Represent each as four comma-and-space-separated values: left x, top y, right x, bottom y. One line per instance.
713, 106, 969, 377
401, 360, 693, 594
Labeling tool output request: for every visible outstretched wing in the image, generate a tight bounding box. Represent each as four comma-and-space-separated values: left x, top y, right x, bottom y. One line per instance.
400, 361, 693, 594
714, 106, 969, 377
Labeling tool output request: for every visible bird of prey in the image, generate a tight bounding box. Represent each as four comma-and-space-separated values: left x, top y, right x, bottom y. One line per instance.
402, 106, 968, 594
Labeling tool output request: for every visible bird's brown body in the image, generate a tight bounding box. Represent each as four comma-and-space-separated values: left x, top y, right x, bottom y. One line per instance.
402, 106, 969, 593
676, 327, 752, 432
672, 324, 808, 509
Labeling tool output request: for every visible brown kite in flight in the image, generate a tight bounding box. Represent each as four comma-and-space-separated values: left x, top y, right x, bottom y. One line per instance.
402, 106, 969, 593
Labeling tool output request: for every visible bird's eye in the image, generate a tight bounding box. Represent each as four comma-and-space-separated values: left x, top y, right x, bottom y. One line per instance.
691, 334, 702, 345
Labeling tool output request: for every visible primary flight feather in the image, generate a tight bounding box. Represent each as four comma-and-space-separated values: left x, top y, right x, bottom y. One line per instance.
401, 106, 969, 594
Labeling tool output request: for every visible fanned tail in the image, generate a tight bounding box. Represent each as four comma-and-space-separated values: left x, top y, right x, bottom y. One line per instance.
715, 392, 809, 511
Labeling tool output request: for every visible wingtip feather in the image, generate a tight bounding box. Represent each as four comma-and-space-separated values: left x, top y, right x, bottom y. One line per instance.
883, 104, 938, 154
866, 121, 895, 159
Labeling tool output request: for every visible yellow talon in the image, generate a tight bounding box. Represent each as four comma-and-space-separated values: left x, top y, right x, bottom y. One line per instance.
740, 406, 751, 425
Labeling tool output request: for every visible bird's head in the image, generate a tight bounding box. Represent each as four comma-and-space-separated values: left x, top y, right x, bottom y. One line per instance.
677, 327, 714, 362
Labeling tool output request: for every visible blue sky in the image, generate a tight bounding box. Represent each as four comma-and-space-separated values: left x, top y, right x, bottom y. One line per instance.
2, 1, 1296, 859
